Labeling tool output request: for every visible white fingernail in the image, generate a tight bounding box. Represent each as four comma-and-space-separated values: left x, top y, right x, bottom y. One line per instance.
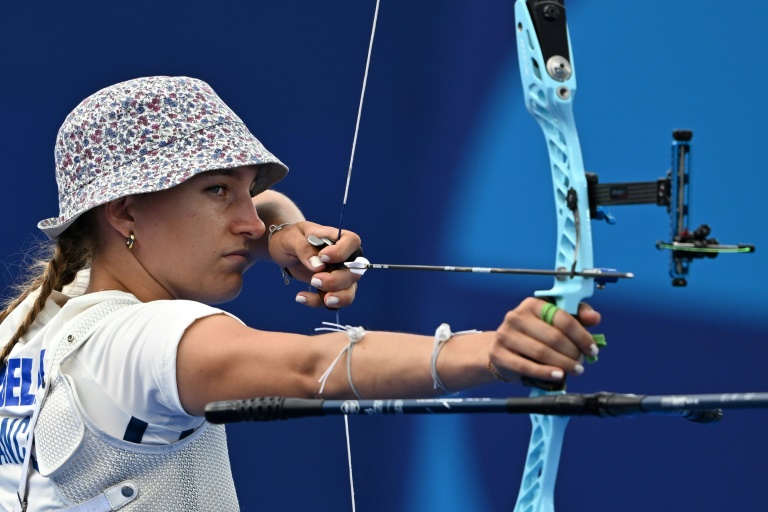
589, 344, 600, 358
325, 296, 339, 306
550, 370, 564, 380
309, 256, 323, 268
311, 278, 323, 288
573, 364, 585, 376
319, 254, 330, 263
295, 295, 307, 304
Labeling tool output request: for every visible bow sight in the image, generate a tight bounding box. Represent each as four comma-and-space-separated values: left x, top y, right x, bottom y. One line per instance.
586, 129, 755, 286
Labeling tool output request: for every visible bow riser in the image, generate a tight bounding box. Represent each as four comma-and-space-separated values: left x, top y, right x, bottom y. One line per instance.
516, 0, 594, 316
515, 403, 568, 512
514, 2, 590, 511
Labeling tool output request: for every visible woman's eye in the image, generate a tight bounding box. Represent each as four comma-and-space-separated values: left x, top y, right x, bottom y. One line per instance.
207, 185, 226, 195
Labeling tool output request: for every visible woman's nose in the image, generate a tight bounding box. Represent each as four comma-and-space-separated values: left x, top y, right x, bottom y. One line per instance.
234, 200, 266, 239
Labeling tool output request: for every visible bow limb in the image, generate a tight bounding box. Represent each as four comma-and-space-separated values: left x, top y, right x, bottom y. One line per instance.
513, 1, 592, 511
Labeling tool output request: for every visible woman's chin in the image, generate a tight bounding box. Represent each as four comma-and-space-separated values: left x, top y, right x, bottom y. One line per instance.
192, 282, 243, 305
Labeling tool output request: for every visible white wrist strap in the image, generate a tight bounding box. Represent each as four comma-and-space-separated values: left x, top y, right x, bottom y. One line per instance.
431, 323, 480, 395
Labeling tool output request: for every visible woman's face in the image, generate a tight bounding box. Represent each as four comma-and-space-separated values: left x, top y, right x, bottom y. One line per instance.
128, 165, 265, 304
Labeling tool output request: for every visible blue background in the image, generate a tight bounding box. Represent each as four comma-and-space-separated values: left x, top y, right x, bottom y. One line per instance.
1, 1, 766, 510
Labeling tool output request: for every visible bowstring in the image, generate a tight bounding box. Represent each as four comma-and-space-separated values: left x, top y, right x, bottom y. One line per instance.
337, 0, 381, 240
336, 1, 381, 511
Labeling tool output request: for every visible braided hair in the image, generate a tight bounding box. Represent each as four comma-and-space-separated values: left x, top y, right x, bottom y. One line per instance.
0, 213, 96, 364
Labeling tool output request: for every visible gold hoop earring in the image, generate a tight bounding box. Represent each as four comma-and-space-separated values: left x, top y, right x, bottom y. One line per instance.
126, 232, 136, 250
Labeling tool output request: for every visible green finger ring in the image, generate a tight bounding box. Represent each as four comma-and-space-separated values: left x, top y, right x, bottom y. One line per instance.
541, 302, 559, 325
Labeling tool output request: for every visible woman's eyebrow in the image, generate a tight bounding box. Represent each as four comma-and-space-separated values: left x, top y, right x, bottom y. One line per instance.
204, 169, 242, 179
204, 169, 259, 192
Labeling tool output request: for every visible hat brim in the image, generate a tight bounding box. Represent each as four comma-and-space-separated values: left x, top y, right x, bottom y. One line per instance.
37, 121, 288, 239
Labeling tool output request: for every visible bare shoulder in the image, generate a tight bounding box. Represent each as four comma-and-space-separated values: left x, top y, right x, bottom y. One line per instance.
175, 312, 316, 416
182, 312, 252, 342
176, 313, 276, 369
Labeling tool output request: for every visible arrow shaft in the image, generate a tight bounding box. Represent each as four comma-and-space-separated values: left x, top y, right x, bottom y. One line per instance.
345, 262, 633, 279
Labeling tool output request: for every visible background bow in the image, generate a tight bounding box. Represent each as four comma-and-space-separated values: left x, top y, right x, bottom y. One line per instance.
1, 1, 766, 511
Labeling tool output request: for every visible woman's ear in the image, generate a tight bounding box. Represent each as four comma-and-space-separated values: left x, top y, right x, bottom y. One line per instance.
102, 197, 136, 239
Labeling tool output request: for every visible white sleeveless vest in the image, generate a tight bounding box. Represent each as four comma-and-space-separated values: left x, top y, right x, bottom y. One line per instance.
33, 298, 240, 511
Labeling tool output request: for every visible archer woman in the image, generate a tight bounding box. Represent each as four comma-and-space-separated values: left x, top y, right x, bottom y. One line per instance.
0, 76, 600, 510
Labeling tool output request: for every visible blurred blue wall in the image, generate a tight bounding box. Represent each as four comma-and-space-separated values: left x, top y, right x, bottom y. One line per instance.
1, 1, 765, 510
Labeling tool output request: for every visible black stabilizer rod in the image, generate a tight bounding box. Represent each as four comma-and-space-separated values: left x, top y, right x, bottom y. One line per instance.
204, 392, 736, 425
204, 397, 325, 423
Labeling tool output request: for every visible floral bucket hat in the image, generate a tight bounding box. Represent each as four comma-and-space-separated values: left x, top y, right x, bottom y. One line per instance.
38, 76, 288, 239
